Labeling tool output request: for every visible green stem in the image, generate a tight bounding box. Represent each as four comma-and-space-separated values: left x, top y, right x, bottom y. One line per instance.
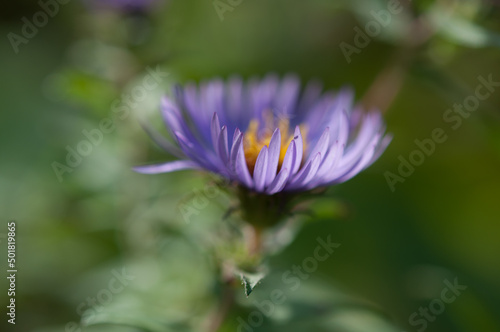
206, 282, 234, 332
246, 224, 263, 258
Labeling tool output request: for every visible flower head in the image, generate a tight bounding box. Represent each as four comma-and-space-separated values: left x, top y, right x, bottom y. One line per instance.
135, 74, 391, 195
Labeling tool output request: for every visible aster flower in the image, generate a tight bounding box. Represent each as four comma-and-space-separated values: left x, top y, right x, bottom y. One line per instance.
135, 74, 391, 196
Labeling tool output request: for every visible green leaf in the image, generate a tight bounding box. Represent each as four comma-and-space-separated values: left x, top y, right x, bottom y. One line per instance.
440, 18, 500, 48
429, 8, 500, 48
237, 270, 266, 297
82, 312, 192, 332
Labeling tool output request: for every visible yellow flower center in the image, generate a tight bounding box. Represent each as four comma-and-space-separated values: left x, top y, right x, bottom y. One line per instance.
244, 111, 307, 175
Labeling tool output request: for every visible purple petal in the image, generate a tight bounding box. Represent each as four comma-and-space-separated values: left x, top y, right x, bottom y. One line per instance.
302, 153, 322, 186
303, 93, 335, 139
288, 152, 322, 190
230, 129, 243, 172
315, 141, 340, 179
297, 79, 323, 116
336, 110, 350, 147
211, 112, 221, 153
234, 134, 253, 188
161, 96, 189, 137
306, 142, 343, 189
305, 127, 330, 165
335, 138, 378, 183
265, 129, 281, 186
291, 126, 304, 175
133, 160, 199, 174
310, 112, 349, 185
226, 76, 244, 127
341, 113, 382, 168
281, 140, 296, 173
201, 79, 225, 121
175, 132, 217, 173
182, 83, 210, 140
305, 88, 353, 143
217, 126, 229, 165
253, 146, 269, 192
182, 82, 200, 117
327, 132, 383, 183
266, 168, 290, 195
274, 74, 300, 116
253, 74, 280, 120
327, 132, 389, 185
369, 133, 392, 165
266, 141, 295, 194
138, 120, 184, 158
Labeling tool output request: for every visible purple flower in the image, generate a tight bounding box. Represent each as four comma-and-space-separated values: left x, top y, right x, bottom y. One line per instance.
83, 0, 161, 12
135, 74, 391, 195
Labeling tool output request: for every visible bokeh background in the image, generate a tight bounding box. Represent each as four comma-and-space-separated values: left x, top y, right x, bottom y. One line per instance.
1, 0, 500, 331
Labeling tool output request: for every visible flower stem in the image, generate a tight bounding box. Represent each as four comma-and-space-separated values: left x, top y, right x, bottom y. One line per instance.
245, 224, 263, 258
205, 275, 235, 332
362, 10, 435, 113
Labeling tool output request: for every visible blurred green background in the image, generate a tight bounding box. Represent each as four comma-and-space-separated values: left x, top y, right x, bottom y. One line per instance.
1, 0, 500, 331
